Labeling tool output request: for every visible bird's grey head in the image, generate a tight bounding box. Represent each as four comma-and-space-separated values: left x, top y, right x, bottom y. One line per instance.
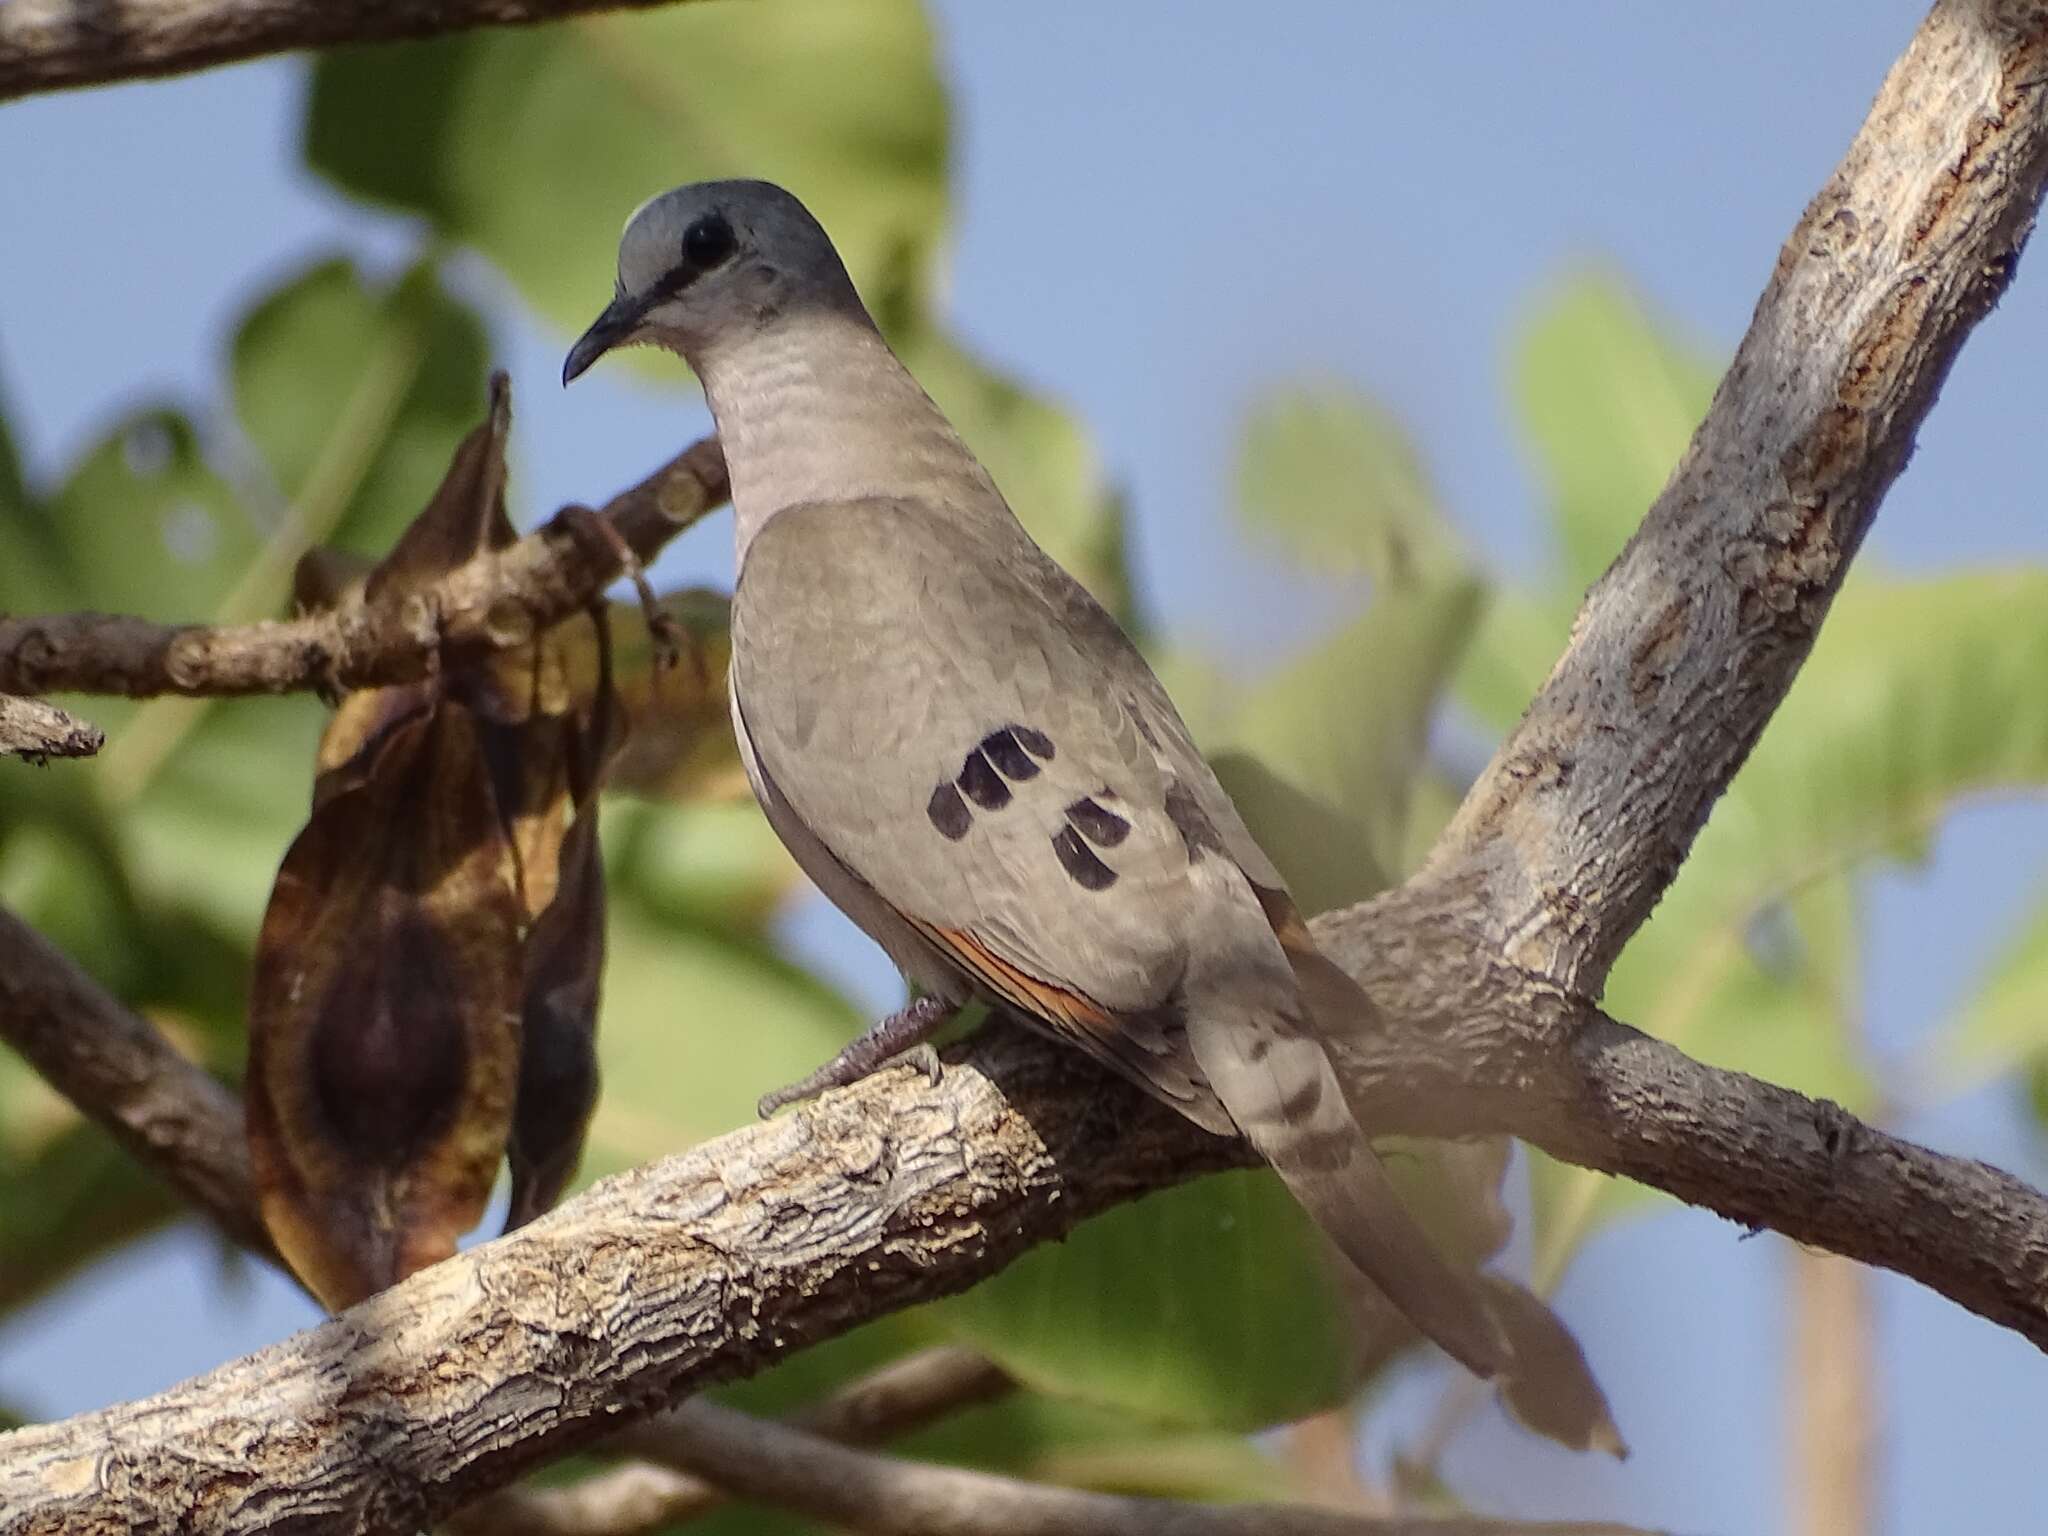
561, 179, 865, 386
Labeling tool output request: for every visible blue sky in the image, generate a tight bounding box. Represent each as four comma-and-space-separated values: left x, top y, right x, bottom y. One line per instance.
3, 4, 2046, 1531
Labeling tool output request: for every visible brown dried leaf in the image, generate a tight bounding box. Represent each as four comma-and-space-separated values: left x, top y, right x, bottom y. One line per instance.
506, 802, 606, 1229
1481, 1275, 1629, 1458
605, 589, 743, 803
291, 546, 376, 616
505, 606, 624, 1226
1376, 1135, 1515, 1266
478, 705, 577, 922
247, 699, 524, 1310
364, 370, 516, 604
1339, 1137, 1620, 1456
312, 682, 434, 806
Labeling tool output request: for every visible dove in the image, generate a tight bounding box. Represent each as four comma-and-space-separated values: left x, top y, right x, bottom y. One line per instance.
563, 179, 1512, 1381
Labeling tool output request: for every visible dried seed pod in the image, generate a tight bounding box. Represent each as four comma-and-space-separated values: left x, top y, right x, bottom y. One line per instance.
247, 693, 523, 1311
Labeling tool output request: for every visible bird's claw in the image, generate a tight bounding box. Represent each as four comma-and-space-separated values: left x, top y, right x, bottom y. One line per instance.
754, 996, 955, 1118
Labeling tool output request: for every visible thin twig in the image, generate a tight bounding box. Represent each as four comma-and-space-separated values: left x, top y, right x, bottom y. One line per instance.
0, 0, 708, 100
0, 438, 728, 700
631, 1397, 1662, 1536
0, 694, 102, 761
461, 1346, 1016, 1536
0, 910, 271, 1260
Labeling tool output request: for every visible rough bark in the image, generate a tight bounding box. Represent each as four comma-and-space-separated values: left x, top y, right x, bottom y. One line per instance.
0, 1031, 1252, 1535
0, 693, 101, 760
0, 0, 701, 99
0, 439, 727, 700
1430, 0, 2048, 994
0, 964, 2044, 1532
1, 0, 2046, 1531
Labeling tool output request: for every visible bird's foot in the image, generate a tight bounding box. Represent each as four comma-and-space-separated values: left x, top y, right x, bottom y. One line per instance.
559, 503, 686, 668
756, 995, 954, 1118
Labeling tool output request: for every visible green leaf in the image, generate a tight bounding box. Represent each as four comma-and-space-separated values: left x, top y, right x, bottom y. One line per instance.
230, 257, 489, 560
1453, 587, 1574, 734
0, 384, 72, 614
1534, 569, 2048, 1267
41, 408, 257, 623
1933, 882, 2048, 1096
121, 695, 332, 937
304, 0, 949, 342
904, 1391, 1295, 1501
1209, 384, 1486, 908
0, 378, 25, 516
1658, 570, 2048, 961
611, 799, 802, 939
1214, 582, 1481, 915
1232, 384, 1467, 586
1510, 272, 1719, 594
939, 1169, 1354, 1432
0, 819, 140, 996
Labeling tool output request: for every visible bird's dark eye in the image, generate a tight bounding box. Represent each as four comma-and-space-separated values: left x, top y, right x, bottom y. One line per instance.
681, 213, 737, 271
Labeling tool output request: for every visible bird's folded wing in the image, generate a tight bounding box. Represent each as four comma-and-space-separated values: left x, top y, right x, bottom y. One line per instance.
729, 496, 1243, 1122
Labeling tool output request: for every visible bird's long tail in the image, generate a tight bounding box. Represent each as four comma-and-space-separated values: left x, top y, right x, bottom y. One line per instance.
1182, 872, 1511, 1380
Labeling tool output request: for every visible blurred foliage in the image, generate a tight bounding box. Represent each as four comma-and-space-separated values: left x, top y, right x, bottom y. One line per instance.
2, 3, 2045, 1526
307, 0, 950, 346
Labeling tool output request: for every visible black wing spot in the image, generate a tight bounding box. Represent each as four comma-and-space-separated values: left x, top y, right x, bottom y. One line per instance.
957, 749, 1012, 810
1163, 780, 1224, 861
1012, 725, 1055, 761
926, 782, 972, 840
1065, 795, 1131, 847
1052, 826, 1118, 891
980, 727, 1042, 782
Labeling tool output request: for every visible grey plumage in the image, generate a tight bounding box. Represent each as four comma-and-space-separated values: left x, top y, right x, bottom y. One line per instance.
566, 179, 1511, 1380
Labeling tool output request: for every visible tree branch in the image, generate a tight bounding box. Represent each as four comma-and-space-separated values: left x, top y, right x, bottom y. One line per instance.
606, 1396, 1660, 1536
1431, 0, 2048, 993
0, 693, 101, 761
0, 0, 703, 100
0, 974, 2041, 1532
459, 1345, 1016, 1536
0, 438, 727, 700
2, 0, 2047, 1531
0, 910, 270, 1260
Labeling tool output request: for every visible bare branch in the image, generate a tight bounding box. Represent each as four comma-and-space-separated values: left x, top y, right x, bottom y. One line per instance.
0, 984, 2040, 1533
0, 0, 705, 101
0, 909, 271, 1260
0, 439, 728, 700
455, 1464, 703, 1536
613, 1396, 1660, 1536
460, 1345, 1015, 1536
1431, 0, 2048, 993
0, 1030, 1250, 1535
775, 1342, 1014, 1445
0, 693, 101, 760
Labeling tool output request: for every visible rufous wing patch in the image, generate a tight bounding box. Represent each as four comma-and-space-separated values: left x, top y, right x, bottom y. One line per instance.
906, 916, 1119, 1046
